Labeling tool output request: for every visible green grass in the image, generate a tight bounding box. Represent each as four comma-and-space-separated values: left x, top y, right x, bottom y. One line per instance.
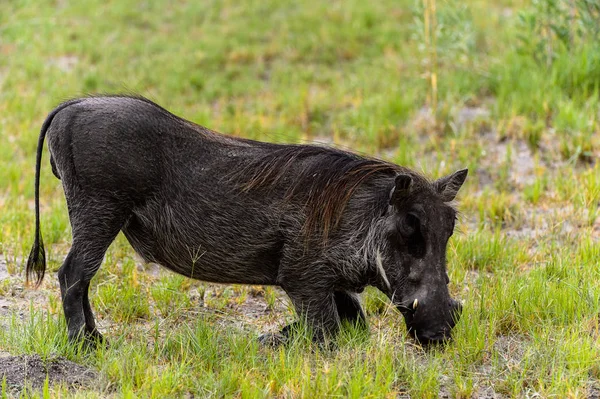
1, 0, 600, 397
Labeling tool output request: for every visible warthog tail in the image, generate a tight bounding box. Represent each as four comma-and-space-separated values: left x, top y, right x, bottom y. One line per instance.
26, 98, 83, 287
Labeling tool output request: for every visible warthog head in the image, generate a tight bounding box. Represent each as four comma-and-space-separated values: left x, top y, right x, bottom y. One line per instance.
375, 168, 468, 346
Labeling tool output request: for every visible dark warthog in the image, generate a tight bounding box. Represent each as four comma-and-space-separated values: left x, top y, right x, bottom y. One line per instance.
26, 96, 467, 346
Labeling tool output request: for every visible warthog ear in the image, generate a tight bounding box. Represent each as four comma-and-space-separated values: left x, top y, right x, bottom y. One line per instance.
435, 168, 468, 202
389, 174, 413, 205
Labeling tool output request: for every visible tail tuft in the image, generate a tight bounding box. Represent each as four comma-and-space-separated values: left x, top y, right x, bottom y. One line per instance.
26, 233, 46, 288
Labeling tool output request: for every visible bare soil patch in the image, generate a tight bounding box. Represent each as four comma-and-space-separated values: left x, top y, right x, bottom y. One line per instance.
0, 353, 98, 394
0, 255, 9, 281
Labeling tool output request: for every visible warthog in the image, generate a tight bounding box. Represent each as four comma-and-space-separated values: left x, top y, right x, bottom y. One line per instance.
26, 96, 467, 346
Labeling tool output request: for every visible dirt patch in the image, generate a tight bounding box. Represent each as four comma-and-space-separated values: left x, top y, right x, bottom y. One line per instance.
189, 284, 291, 336
0, 254, 55, 335
0, 254, 10, 281
493, 334, 528, 367
48, 55, 79, 72
438, 386, 506, 399
455, 106, 491, 130
0, 353, 98, 394
589, 383, 600, 399
477, 135, 537, 188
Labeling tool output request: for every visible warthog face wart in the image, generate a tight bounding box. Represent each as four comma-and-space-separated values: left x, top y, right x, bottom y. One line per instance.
25, 95, 467, 347
376, 171, 467, 345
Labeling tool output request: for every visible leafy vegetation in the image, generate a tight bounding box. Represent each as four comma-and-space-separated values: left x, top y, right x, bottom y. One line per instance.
1, 0, 599, 397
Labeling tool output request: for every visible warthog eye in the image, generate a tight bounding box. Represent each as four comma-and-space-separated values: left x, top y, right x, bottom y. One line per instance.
449, 215, 457, 237
396, 212, 426, 258
399, 212, 420, 237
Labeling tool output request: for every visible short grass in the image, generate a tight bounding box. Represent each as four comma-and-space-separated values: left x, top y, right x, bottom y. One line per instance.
1, 0, 600, 397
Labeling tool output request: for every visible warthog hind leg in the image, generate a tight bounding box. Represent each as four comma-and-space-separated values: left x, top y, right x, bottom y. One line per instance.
58, 194, 129, 346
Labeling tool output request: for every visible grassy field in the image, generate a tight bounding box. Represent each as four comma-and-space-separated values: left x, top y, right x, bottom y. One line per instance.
1, 0, 600, 397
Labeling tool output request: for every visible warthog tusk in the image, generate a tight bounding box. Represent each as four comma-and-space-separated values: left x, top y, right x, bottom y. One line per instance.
375, 249, 391, 293
398, 300, 417, 315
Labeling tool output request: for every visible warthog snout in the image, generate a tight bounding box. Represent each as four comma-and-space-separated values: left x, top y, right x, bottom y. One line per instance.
401, 298, 463, 347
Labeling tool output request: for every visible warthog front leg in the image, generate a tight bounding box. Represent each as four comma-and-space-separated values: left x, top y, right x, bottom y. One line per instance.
258, 290, 339, 347
257, 261, 342, 346
258, 291, 367, 346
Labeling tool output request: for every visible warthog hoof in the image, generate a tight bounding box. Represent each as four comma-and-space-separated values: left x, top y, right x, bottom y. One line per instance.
258, 323, 337, 351
257, 332, 288, 347
69, 329, 109, 351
